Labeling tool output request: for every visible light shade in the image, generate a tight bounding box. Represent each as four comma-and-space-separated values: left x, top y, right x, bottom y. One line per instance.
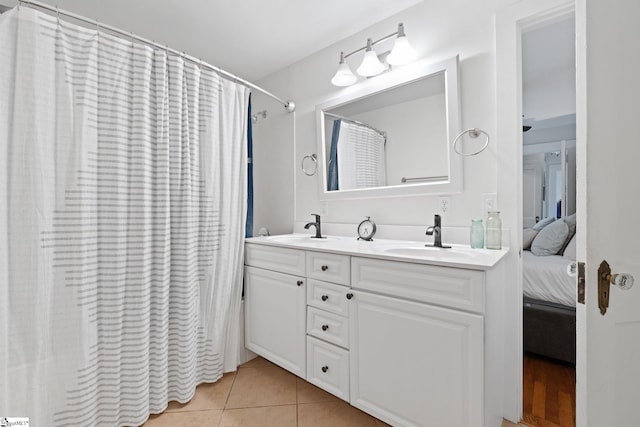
331, 52, 357, 86
387, 36, 417, 65
387, 23, 417, 66
356, 39, 386, 77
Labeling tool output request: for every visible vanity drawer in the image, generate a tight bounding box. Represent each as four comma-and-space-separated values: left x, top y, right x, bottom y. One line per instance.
306, 251, 350, 286
245, 243, 306, 276
306, 336, 350, 401
307, 306, 349, 349
307, 279, 350, 316
351, 257, 485, 314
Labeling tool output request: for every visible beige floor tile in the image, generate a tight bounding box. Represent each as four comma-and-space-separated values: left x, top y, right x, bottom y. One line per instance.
219, 405, 297, 427
238, 356, 277, 369
298, 401, 379, 427
225, 365, 297, 409
296, 377, 340, 404
165, 372, 236, 412
142, 410, 222, 427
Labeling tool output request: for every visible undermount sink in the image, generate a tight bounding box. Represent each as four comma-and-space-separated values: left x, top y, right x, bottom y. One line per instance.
383, 246, 477, 259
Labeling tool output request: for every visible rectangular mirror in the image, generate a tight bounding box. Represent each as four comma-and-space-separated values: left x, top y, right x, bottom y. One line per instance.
316, 55, 462, 200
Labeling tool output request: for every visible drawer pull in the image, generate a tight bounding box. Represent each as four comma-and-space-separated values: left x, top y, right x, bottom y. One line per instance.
321, 295, 329, 301
321, 265, 329, 271
321, 324, 329, 331
346, 293, 354, 300
321, 365, 329, 373
297, 280, 303, 286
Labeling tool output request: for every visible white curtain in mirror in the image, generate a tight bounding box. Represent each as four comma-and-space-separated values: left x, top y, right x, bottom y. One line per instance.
337, 121, 386, 189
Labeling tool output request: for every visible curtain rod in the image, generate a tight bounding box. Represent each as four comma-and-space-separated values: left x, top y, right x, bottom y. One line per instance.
17, 0, 296, 113
324, 112, 387, 139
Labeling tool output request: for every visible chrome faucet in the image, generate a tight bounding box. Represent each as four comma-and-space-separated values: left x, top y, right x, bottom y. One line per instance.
426, 214, 451, 248
304, 214, 324, 239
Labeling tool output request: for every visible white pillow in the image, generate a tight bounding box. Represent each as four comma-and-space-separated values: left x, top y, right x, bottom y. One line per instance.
531, 220, 570, 256
563, 234, 577, 261
522, 228, 539, 250
532, 216, 556, 231
559, 213, 577, 254
563, 213, 577, 233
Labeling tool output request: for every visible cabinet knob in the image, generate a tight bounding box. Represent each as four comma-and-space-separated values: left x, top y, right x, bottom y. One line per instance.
321, 324, 329, 331
321, 265, 329, 271
321, 365, 329, 373
346, 293, 354, 300
297, 280, 303, 286
321, 295, 329, 301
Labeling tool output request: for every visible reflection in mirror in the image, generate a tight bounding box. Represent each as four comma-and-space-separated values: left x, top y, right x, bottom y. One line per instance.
316, 56, 461, 200
323, 72, 446, 190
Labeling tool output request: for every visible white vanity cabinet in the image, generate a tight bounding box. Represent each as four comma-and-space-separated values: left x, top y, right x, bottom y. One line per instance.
244, 238, 505, 427
244, 244, 307, 377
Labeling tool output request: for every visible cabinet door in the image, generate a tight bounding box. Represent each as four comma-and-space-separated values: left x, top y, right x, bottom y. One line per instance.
349, 291, 483, 427
244, 266, 306, 377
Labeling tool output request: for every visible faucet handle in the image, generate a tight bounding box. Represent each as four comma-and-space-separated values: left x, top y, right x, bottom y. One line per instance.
311, 213, 321, 222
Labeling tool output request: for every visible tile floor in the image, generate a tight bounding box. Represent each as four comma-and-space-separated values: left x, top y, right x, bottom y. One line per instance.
141, 356, 389, 427
141, 355, 527, 427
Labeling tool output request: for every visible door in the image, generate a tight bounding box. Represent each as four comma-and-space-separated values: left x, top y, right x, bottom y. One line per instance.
578, 1, 640, 425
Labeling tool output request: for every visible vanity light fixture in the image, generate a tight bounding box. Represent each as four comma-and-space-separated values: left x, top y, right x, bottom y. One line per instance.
386, 23, 417, 66
356, 39, 387, 77
331, 52, 358, 87
331, 23, 417, 87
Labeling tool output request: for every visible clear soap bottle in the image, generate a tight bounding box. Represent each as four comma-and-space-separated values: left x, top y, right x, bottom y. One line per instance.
470, 219, 484, 249
485, 211, 502, 250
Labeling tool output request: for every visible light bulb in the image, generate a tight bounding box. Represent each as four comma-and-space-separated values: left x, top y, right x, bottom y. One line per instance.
357, 39, 386, 77
387, 23, 417, 66
331, 52, 357, 86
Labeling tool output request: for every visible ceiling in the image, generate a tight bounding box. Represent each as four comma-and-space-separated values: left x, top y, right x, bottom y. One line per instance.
5, 0, 423, 82
522, 15, 576, 145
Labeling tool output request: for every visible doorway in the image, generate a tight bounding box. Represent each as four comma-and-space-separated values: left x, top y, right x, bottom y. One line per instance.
520, 14, 576, 427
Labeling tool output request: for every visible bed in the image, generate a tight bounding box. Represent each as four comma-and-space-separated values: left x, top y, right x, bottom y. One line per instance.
522, 242, 577, 364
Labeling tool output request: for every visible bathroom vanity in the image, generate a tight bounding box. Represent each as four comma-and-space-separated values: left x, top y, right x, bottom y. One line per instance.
244, 235, 507, 427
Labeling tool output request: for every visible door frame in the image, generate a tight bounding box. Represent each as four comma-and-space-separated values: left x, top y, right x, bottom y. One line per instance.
495, 0, 577, 422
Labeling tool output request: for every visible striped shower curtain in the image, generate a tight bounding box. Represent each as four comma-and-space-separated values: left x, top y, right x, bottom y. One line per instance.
0, 7, 248, 426
336, 121, 386, 189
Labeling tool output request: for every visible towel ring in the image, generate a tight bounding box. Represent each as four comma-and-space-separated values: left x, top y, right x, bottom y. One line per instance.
452, 128, 490, 156
302, 154, 318, 176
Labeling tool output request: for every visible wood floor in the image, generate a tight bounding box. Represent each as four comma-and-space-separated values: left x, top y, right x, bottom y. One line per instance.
522, 353, 576, 427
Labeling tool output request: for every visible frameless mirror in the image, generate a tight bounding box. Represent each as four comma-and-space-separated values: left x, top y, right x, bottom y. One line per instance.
316, 55, 462, 200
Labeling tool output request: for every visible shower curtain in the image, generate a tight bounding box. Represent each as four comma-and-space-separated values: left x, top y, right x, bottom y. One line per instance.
0, 7, 248, 426
327, 119, 341, 191
336, 121, 386, 189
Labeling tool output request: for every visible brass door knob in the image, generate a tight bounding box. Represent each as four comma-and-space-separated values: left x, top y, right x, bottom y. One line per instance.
598, 260, 635, 315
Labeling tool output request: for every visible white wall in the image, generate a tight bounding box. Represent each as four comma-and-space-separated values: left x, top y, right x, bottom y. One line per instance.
251, 92, 295, 236
522, 17, 576, 121
254, 0, 517, 238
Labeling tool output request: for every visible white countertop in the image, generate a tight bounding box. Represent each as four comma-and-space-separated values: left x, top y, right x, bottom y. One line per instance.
245, 234, 508, 271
